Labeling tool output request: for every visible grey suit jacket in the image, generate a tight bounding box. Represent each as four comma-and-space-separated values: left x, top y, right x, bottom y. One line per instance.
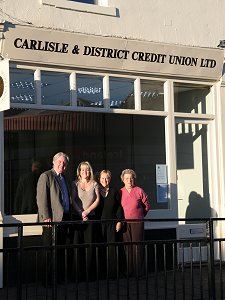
36, 168, 71, 222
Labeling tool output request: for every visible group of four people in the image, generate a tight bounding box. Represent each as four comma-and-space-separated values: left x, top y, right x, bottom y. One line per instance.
36, 152, 150, 282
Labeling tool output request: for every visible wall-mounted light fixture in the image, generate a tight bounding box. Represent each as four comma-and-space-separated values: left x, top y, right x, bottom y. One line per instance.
217, 40, 225, 48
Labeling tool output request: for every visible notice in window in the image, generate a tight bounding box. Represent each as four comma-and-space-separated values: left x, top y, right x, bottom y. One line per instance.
156, 164, 167, 184
156, 184, 168, 203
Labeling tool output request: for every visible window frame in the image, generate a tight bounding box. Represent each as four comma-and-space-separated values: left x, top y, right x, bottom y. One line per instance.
3, 63, 218, 233
9, 65, 169, 117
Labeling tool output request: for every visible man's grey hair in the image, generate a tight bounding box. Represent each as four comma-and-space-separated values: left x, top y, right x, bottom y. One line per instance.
52, 152, 69, 164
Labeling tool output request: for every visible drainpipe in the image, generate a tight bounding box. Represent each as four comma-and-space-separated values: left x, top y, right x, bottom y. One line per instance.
0, 20, 11, 286
0, 111, 4, 289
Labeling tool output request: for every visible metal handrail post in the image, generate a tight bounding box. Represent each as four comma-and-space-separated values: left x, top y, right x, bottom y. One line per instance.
208, 218, 216, 300
16, 225, 23, 300
52, 224, 57, 300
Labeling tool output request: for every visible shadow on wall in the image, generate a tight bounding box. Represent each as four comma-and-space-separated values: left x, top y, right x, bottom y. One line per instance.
185, 191, 217, 223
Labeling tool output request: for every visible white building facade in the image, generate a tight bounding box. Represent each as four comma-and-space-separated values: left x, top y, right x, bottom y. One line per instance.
0, 0, 225, 287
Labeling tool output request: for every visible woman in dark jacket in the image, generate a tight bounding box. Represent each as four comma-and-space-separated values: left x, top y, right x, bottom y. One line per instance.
97, 169, 124, 278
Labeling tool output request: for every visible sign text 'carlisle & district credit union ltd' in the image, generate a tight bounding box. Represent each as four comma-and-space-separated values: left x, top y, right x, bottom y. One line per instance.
2, 26, 224, 80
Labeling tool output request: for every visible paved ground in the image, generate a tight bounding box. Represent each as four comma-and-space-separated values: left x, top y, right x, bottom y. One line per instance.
0, 265, 223, 300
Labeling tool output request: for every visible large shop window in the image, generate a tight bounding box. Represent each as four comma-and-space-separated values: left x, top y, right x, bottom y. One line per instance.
10, 68, 165, 111
109, 77, 135, 109
4, 109, 166, 215
77, 74, 104, 107
141, 80, 164, 111
174, 83, 212, 114
10, 69, 35, 104
41, 71, 70, 106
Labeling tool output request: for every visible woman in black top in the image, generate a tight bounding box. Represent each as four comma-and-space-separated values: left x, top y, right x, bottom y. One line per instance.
97, 169, 124, 278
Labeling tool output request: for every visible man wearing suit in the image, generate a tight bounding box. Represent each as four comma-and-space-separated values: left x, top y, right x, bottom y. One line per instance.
37, 152, 71, 285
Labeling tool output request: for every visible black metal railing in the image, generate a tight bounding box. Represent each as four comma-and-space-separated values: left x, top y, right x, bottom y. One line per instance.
1, 218, 225, 299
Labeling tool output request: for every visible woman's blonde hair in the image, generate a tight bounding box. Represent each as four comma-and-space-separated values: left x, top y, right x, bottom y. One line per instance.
120, 168, 137, 181
77, 161, 94, 181
99, 169, 112, 181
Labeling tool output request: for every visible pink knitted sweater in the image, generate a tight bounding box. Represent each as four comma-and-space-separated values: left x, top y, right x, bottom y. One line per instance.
120, 186, 150, 220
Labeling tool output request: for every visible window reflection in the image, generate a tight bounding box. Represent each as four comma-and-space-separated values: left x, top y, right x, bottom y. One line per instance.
9, 68, 167, 112
141, 80, 164, 111
77, 74, 103, 107
41, 71, 70, 106
174, 83, 211, 114
4, 109, 166, 214
109, 77, 134, 109
10, 69, 35, 104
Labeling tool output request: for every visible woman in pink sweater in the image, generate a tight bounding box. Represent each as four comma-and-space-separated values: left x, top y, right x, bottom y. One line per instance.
120, 168, 150, 276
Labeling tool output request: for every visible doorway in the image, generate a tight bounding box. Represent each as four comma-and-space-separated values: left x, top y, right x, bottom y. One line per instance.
176, 119, 216, 221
